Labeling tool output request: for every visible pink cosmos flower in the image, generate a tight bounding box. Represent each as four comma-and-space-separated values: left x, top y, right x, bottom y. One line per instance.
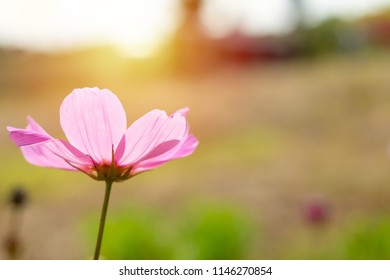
7, 87, 198, 182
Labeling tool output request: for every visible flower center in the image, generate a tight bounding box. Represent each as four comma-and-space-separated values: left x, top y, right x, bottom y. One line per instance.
94, 161, 132, 182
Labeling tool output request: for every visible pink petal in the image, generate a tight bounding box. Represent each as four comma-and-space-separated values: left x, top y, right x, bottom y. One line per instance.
134, 139, 181, 163
115, 109, 187, 166
60, 87, 127, 164
172, 134, 199, 158
26, 115, 50, 135
7, 126, 51, 146
131, 134, 199, 174
7, 117, 92, 171
20, 139, 92, 171
174, 107, 189, 117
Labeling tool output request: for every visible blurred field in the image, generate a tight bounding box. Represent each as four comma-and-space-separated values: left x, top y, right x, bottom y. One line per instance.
2, 49, 390, 259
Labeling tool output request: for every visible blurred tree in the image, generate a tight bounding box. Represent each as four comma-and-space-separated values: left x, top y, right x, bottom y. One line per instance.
291, 0, 306, 31
170, 0, 216, 74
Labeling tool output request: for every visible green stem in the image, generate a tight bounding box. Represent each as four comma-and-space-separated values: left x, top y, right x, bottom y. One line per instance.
93, 180, 113, 260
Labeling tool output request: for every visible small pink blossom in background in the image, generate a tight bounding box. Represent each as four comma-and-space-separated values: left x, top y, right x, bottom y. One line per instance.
303, 195, 330, 225
7, 87, 198, 182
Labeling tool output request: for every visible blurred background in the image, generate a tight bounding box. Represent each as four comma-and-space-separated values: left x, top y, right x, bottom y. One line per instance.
2, 0, 390, 259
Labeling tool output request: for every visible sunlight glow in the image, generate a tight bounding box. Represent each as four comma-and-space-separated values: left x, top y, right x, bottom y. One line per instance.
0, 0, 178, 56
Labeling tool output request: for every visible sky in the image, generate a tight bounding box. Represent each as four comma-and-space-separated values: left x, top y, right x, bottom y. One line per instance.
0, 0, 389, 57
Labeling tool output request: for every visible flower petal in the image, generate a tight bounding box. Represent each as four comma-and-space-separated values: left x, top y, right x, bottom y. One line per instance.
172, 134, 199, 158
60, 87, 127, 164
130, 108, 198, 174
7, 126, 51, 146
174, 107, 189, 117
19, 139, 92, 171
26, 115, 51, 135
7, 117, 93, 171
131, 134, 199, 174
115, 109, 187, 166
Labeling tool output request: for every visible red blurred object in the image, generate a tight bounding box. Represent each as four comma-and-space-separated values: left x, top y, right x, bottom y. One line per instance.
303, 196, 330, 225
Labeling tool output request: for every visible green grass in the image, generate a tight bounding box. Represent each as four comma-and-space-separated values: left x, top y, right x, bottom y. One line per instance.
343, 216, 390, 259
82, 200, 256, 259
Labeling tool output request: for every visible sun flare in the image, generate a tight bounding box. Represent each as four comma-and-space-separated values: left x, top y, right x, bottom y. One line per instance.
0, 0, 177, 57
